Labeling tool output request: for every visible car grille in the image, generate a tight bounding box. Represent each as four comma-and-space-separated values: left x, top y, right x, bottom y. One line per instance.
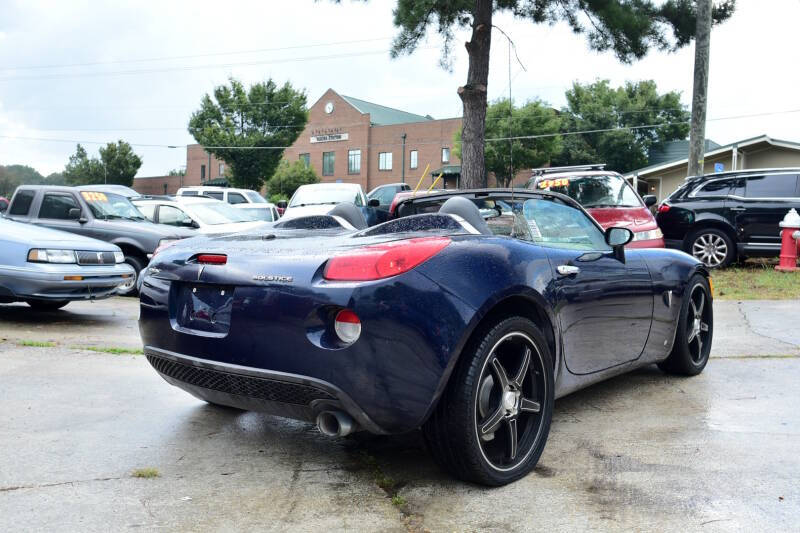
76, 251, 116, 265
146, 354, 335, 405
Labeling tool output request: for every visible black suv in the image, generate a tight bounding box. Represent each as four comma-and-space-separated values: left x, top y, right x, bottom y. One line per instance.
656, 168, 800, 268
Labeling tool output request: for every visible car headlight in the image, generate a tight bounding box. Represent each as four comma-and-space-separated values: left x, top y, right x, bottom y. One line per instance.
27, 249, 77, 263
632, 228, 664, 241
114, 251, 125, 263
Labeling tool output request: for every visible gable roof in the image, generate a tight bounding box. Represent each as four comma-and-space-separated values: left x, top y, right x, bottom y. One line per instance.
647, 139, 721, 166
340, 94, 433, 126
627, 135, 800, 177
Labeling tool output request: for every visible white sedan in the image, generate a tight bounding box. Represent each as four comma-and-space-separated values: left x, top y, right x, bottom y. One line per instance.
132, 197, 269, 235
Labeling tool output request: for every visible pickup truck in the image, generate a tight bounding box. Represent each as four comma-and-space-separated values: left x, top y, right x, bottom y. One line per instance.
5, 185, 194, 294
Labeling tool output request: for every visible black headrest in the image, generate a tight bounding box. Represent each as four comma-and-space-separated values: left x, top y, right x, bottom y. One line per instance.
438, 196, 492, 235
328, 202, 368, 230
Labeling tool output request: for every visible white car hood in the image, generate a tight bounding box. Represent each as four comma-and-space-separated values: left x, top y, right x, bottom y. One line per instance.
199, 221, 270, 235
280, 204, 336, 220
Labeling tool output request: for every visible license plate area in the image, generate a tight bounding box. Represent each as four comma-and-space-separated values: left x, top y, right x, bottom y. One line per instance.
170, 283, 234, 337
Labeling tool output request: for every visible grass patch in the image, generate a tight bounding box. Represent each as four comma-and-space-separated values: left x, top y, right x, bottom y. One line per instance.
712, 259, 800, 300
391, 495, 407, 506
17, 340, 56, 348
73, 345, 143, 355
131, 467, 160, 479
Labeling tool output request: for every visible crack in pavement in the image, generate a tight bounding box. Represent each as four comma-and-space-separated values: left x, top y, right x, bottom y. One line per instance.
0, 475, 125, 493
736, 302, 800, 350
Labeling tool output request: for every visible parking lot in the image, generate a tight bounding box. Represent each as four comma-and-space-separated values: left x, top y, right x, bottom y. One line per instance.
1, 297, 799, 532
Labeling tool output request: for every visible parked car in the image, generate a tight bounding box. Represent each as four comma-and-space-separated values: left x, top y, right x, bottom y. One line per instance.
4, 185, 194, 294
367, 182, 411, 223
282, 183, 380, 225
140, 188, 712, 486
176, 186, 268, 206
528, 165, 664, 248
656, 168, 800, 268
0, 216, 134, 310
132, 196, 269, 234
233, 202, 280, 222
0, 196, 8, 213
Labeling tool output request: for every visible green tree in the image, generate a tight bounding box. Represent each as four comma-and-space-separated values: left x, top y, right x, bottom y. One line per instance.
267, 160, 319, 200
553, 80, 690, 173
64, 145, 104, 185
454, 99, 562, 187
168, 168, 186, 176
64, 142, 141, 186
0, 164, 44, 196
188, 78, 308, 190
99, 141, 142, 186
361, 0, 735, 188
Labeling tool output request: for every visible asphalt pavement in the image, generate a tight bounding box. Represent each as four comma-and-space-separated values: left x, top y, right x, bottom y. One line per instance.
1, 297, 798, 532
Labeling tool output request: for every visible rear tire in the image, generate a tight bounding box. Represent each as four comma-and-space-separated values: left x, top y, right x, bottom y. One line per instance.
686, 228, 735, 269
658, 274, 713, 376
422, 316, 554, 486
26, 300, 69, 311
119, 255, 144, 296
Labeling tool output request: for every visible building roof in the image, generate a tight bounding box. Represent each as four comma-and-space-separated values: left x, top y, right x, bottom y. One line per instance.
340, 94, 434, 126
647, 139, 721, 166
627, 135, 800, 177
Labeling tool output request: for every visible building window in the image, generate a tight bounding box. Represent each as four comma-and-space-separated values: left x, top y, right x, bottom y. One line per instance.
322, 152, 335, 176
348, 149, 361, 174
379, 152, 393, 171
410, 150, 418, 169
219, 163, 225, 176
441, 147, 450, 164
299, 153, 310, 167
200, 164, 206, 181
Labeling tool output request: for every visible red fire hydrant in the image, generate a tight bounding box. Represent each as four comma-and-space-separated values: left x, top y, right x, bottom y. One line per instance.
775, 208, 800, 272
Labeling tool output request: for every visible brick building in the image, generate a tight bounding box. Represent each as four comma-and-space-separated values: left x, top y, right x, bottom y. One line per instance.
135, 89, 546, 196
282, 88, 462, 191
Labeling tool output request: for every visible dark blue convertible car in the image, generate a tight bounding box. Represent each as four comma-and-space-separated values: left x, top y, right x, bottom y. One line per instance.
139, 189, 713, 485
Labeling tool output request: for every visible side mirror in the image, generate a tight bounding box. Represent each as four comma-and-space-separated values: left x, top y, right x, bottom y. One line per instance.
276, 201, 288, 209
642, 195, 657, 208
605, 227, 633, 262
68, 208, 82, 220
368, 198, 380, 207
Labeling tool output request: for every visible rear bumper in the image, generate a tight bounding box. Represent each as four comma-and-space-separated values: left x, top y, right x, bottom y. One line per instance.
0, 263, 134, 301
145, 347, 387, 433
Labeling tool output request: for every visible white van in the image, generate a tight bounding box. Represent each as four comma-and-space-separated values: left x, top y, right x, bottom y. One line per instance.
176, 186, 268, 207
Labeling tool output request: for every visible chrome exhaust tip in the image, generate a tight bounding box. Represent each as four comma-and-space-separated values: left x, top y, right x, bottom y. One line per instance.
316, 410, 356, 437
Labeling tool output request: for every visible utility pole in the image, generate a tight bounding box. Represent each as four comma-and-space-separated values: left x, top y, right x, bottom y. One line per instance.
687, 0, 713, 178
401, 133, 407, 183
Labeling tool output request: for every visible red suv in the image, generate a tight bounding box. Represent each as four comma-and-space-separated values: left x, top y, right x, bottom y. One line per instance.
528, 165, 664, 248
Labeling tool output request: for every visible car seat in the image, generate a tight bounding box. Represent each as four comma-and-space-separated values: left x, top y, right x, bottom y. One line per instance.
438, 196, 492, 235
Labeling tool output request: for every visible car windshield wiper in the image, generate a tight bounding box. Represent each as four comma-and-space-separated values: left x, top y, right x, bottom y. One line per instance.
293, 202, 338, 207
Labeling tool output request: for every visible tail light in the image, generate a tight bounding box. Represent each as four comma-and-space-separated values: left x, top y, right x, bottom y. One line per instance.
334, 309, 361, 344
657, 203, 671, 213
194, 254, 227, 265
323, 236, 451, 281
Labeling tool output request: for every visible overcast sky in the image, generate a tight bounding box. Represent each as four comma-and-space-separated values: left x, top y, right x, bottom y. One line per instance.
0, 0, 797, 177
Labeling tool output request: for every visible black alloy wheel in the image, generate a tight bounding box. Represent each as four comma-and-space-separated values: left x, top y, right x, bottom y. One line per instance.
659, 274, 713, 376
688, 228, 734, 268
423, 316, 554, 486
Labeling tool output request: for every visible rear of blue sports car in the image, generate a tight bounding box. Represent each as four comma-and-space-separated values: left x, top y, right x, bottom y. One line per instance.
139, 229, 477, 434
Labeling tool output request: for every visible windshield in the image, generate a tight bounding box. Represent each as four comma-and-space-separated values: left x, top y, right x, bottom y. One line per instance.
244, 191, 267, 203
290, 187, 360, 207
186, 202, 255, 225
81, 191, 145, 220
535, 174, 641, 208
242, 207, 275, 221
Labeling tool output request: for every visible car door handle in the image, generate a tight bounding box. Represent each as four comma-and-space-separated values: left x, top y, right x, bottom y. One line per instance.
557, 265, 580, 276
729, 206, 746, 211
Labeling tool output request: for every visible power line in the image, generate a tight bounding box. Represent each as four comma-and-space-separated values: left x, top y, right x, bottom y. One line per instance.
3, 108, 798, 150
0, 37, 392, 72
0, 47, 432, 82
